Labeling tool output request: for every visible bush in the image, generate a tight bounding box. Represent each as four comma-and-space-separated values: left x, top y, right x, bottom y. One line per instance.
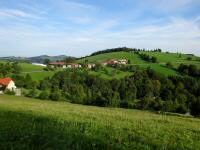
39, 91, 50, 100
176, 104, 188, 114
152, 56, 158, 63
50, 91, 62, 101
190, 97, 200, 117
166, 62, 173, 68
26, 89, 38, 98
4, 90, 15, 95
187, 57, 192, 61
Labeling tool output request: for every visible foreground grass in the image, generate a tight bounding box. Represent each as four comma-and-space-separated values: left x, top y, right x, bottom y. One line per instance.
0, 95, 200, 150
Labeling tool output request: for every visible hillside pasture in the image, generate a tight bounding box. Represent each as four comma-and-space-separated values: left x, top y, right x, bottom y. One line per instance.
0, 95, 200, 150
77, 52, 185, 76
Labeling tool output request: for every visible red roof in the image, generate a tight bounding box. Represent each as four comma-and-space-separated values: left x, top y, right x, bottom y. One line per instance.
49, 62, 66, 65
0, 77, 13, 86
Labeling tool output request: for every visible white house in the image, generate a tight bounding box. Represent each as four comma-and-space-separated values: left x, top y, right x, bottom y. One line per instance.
66, 63, 82, 68
87, 63, 96, 69
0, 77, 16, 91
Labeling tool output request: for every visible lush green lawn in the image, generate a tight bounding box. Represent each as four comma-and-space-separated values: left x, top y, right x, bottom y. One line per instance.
21, 71, 56, 80
140, 52, 200, 66
77, 52, 190, 76
19, 63, 64, 81
78, 52, 145, 64
19, 63, 45, 72
88, 67, 133, 80
0, 95, 200, 150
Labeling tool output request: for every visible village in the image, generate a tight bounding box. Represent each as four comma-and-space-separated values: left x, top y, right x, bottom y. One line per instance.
48, 59, 128, 69
0, 59, 128, 95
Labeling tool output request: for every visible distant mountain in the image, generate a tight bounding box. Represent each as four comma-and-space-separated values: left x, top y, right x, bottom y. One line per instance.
0, 55, 75, 63
28, 55, 72, 63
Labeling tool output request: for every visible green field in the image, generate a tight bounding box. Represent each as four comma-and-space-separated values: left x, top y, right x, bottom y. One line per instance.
78, 52, 200, 76
0, 95, 200, 149
19, 63, 61, 81
2, 51, 200, 80
88, 67, 132, 80
19, 63, 45, 72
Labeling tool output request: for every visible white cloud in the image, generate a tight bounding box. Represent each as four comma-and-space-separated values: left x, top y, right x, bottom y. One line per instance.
0, 8, 40, 19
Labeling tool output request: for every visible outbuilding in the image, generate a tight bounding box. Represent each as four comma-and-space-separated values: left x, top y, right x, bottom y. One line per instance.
0, 77, 16, 91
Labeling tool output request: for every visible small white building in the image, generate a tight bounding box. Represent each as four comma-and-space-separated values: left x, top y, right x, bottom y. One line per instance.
66, 63, 82, 69
87, 63, 96, 69
0, 77, 16, 91
118, 59, 128, 65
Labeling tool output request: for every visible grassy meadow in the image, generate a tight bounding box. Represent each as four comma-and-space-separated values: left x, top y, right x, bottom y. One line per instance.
2, 51, 200, 80
78, 51, 200, 76
0, 95, 200, 150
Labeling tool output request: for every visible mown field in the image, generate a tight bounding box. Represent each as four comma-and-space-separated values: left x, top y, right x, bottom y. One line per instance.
0, 95, 200, 150
18, 63, 57, 81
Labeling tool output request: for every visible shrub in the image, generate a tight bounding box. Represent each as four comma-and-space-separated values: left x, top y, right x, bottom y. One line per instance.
26, 89, 38, 98
50, 91, 62, 101
190, 97, 200, 117
166, 62, 173, 68
187, 57, 192, 61
39, 91, 50, 100
4, 90, 15, 95
152, 56, 158, 63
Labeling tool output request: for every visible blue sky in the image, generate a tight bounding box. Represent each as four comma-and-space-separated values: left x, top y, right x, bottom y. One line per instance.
0, 0, 200, 57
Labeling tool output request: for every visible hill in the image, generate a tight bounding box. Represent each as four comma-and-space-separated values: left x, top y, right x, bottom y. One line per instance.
28, 55, 73, 63
0, 95, 200, 149
77, 51, 200, 76
0, 55, 72, 63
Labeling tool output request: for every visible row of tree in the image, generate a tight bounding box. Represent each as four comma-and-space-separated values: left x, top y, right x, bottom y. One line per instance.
139, 54, 158, 63
0, 62, 21, 77
178, 64, 200, 77
13, 67, 200, 117
89, 47, 162, 57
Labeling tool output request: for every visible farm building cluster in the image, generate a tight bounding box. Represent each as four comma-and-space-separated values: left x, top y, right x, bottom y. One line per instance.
102, 59, 128, 66
48, 59, 128, 69
48, 62, 96, 69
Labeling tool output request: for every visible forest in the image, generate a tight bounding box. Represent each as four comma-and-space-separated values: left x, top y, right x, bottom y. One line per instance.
12, 65, 200, 117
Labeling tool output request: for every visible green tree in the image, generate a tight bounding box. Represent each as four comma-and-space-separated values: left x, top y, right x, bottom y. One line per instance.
50, 90, 62, 101
190, 97, 200, 117
39, 91, 50, 100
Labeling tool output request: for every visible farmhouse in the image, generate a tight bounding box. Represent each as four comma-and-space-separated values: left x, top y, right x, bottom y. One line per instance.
0, 77, 16, 92
86, 63, 96, 69
49, 61, 66, 68
66, 63, 82, 68
102, 59, 128, 66
118, 59, 128, 65
102, 59, 118, 66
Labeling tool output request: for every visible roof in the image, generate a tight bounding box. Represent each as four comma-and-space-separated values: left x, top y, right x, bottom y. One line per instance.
0, 77, 13, 86
49, 62, 66, 65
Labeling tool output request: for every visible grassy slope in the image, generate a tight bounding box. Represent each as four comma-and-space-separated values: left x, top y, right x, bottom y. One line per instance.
78, 52, 200, 76
0, 95, 200, 150
141, 52, 200, 67
19, 63, 45, 72
18, 63, 58, 81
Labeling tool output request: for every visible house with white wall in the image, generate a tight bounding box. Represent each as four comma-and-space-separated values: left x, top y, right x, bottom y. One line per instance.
0, 77, 16, 92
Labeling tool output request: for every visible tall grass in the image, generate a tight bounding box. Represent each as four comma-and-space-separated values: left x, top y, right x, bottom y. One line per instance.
0, 95, 200, 150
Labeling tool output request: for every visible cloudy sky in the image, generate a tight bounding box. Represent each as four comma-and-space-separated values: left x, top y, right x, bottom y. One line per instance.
0, 0, 200, 57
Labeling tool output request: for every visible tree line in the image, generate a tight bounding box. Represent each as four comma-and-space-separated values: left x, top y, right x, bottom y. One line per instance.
138, 53, 158, 63
13, 67, 200, 117
178, 64, 200, 77
89, 47, 162, 57
0, 62, 21, 77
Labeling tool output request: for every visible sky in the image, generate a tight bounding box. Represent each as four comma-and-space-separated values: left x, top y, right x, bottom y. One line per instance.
0, 0, 200, 57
